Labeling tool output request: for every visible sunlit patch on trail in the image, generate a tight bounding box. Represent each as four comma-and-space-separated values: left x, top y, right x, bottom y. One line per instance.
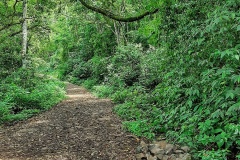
30, 120, 49, 125
67, 94, 93, 99
67, 88, 82, 91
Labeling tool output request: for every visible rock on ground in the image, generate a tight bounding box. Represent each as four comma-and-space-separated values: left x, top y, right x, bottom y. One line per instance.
136, 140, 191, 160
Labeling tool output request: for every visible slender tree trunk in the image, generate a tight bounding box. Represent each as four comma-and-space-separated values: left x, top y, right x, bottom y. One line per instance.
113, 21, 120, 45
22, 0, 28, 68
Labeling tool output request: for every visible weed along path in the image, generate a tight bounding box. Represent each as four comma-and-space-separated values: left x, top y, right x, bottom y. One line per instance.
0, 83, 138, 160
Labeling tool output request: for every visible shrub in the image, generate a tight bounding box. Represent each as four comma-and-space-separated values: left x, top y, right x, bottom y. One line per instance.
123, 120, 155, 139
138, 48, 165, 89
82, 78, 98, 89
107, 44, 142, 86
92, 85, 115, 98
89, 56, 108, 81
111, 89, 130, 103
71, 61, 92, 80
0, 70, 66, 124
0, 101, 11, 123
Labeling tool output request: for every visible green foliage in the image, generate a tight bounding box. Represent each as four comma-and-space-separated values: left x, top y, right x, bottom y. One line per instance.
82, 78, 99, 89
139, 48, 163, 88
107, 44, 142, 86
111, 89, 130, 103
2, 109, 41, 124
92, 85, 115, 98
114, 103, 142, 120
0, 102, 11, 123
0, 69, 65, 124
123, 120, 155, 139
90, 56, 109, 81
0, 38, 22, 78
198, 149, 230, 160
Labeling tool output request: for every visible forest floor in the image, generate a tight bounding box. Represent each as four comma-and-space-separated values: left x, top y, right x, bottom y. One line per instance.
0, 83, 139, 160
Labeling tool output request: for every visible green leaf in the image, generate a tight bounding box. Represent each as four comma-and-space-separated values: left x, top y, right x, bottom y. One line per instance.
211, 109, 224, 119
231, 75, 240, 83
217, 139, 224, 148
226, 102, 240, 115
187, 100, 193, 107
214, 128, 223, 133
225, 89, 235, 99
236, 140, 240, 145
235, 55, 240, 60
237, 154, 240, 159
237, 25, 240, 31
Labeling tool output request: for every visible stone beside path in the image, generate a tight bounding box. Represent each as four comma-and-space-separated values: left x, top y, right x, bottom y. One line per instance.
135, 140, 191, 160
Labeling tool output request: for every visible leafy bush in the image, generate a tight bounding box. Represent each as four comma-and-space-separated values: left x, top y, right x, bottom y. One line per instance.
89, 56, 109, 81
71, 61, 92, 80
0, 102, 11, 123
92, 85, 115, 98
111, 89, 130, 103
4, 68, 37, 89
138, 48, 163, 89
123, 120, 155, 139
0, 37, 22, 79
114, 102, 142, 121
107, 44, 142, 86
27, 81, 65, 110
82, 78, 98, 89
0, 70, 66, 124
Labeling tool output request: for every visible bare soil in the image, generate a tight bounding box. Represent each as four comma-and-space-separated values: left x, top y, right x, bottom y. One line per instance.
0, 83, 139, 160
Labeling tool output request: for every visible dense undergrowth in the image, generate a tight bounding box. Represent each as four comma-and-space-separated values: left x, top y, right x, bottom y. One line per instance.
0, 69, 65, 124
53, 0, 240, 159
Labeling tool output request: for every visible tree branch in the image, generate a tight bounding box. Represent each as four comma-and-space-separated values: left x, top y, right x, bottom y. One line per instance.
78, 0, 159, 22
9, 24, 38, 37
0, 21, 22, 32
13, 0, 23, 17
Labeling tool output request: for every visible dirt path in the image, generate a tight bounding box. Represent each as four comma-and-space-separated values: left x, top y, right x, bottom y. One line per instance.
0, 83, 138, 160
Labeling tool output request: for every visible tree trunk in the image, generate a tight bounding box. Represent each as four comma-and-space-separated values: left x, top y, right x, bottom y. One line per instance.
22, 0, 28, 68
113, 21, 120, 45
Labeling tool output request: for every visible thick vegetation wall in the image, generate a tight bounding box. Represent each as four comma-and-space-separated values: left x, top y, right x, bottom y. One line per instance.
55, 0, 240, 159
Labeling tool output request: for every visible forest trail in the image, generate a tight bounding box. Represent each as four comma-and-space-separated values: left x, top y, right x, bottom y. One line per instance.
0, 83, 138, 160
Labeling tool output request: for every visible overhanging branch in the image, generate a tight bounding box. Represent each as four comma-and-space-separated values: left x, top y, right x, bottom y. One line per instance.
79, 0, 159, 22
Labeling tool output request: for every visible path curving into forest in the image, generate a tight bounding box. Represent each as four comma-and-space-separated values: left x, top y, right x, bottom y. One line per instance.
0, 83, 138, 160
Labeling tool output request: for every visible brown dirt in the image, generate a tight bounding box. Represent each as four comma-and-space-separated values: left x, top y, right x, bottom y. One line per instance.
0, 83, 139, 160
